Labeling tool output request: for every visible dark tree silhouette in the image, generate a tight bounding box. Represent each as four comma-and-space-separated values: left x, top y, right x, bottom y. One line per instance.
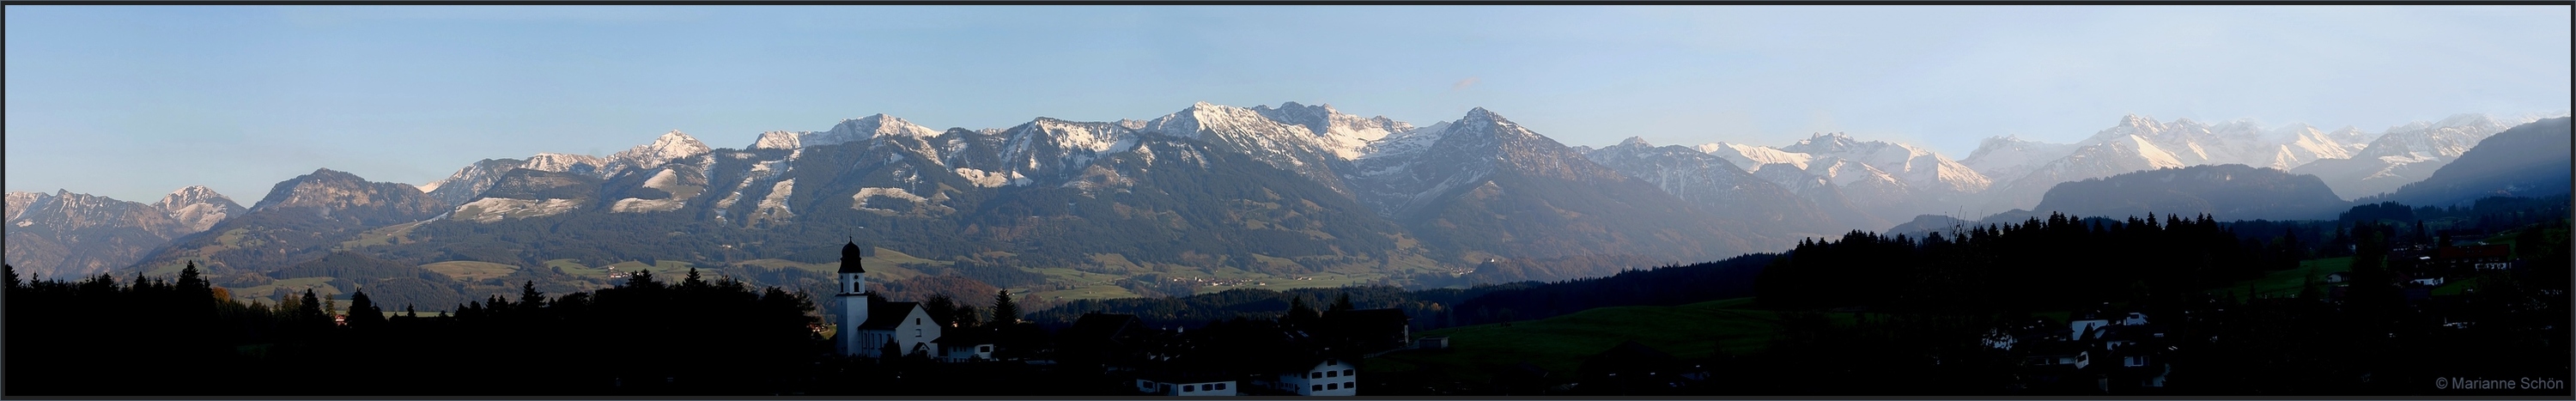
989, 289, 1020, 325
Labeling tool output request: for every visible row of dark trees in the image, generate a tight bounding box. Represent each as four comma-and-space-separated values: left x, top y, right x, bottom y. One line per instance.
1755, 212, 2300, 313
4, 265, 825, 396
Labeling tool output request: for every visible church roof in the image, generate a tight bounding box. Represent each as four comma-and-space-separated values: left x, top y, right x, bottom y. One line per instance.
858, 300, 920, 331
839, 241, 866, 274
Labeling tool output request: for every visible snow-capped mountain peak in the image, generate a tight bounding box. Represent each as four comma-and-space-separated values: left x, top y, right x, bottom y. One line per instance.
1249, 101, 1411, 159
1145, 102, 1306, 141
5, 191, 43, 221
525, 153, 610, 175
1699, 142, 1815, 171
1358, 121, 1451, 161
1962, 135, 2081, 183
807, 114, 941, 148
152, 185, 244, 233
1619, 137, 1653, 147
750, 131, 804, 150
610, 131, 713, 171
1780, 132, 1864, 155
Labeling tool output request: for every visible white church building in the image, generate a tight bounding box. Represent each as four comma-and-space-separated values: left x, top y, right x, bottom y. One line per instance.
832, 241, 944, 358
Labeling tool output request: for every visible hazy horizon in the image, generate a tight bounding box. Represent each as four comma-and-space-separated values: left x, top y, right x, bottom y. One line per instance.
9, 5, 2569, 205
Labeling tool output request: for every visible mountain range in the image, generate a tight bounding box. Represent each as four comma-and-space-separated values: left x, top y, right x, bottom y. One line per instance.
5, 186, 245, 278
4, 102, 2564, 304
2364, 117, 2573, 208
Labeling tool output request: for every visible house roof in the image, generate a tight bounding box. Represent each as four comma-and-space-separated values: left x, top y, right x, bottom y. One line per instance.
857, 301, 920, 330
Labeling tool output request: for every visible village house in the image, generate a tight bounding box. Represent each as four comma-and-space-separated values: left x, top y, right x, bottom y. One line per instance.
1267, 358, 1358, 396
937, 326, 999, 362
2440, 244, 2513, 271
1999, 310, 2173, 393
1137, 375, 1238, 396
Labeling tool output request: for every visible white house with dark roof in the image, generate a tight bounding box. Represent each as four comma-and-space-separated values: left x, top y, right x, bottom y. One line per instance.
1272, 358, 1358, 396
831, 240, 943, 358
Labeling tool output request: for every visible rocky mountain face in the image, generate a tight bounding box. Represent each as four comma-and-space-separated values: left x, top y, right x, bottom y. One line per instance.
2366, 117, 2573, 207
1585, 137, 1858, 240
1969, 112, 2559, 215
420, 158, 532, 206
128, 168, 449, 274
2290, 113, 2549, 199
5, 187, 234, 278
155, 185, 246, 234
1140, 102, 1364, 194
1698, 132, 1989, 225
1958, 136, 2081, 191
8, 191, 45, 221
1346, 108, 1755, 263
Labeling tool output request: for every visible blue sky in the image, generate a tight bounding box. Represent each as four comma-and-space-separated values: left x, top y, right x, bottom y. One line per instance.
8, 5, 2569, 205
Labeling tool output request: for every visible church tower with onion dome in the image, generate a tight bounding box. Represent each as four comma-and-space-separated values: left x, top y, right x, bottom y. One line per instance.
834, 241, 869, 355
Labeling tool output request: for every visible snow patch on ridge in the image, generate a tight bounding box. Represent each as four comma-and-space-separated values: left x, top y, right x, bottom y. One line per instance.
749, 179, 795, 222
850, 187, 951, 214
452, 197, 583, 222
954, 167, 1028, 188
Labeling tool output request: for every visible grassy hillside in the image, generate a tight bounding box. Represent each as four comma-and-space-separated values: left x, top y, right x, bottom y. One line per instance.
2224, 257, 2354, 299
421, 261, 519, 282
1367, 297, 1852, 383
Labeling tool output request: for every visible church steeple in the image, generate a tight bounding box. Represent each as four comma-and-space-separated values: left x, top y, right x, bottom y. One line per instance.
839, 240, 866, 274
833, 240, 872, 356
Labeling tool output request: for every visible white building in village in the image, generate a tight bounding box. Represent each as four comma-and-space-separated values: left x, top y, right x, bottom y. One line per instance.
1270, 358, 1358, 396
833, 241, 943, 358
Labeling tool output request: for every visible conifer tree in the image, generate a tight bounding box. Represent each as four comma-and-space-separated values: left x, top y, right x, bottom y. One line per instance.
348, 289, 386, 329
176, 261, 210, 295
626, 270, 658, 289
988, 289, 1020, 326
1288, 296, 1319, 326
518, 281, 546, 311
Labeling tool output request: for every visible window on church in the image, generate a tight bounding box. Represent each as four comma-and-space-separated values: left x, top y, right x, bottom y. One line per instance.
1344, 369, 1354, 376
1346, 381, 1356, 388
1309, 372, 1321, 379
1327, 383, 1339, 390
1182, 385, 1194, 392
1327, 371, 1337, 378
1311, 385, 1321, 392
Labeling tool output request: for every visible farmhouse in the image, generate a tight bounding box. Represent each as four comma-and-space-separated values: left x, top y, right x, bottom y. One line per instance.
1268, 358, 1358, 396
